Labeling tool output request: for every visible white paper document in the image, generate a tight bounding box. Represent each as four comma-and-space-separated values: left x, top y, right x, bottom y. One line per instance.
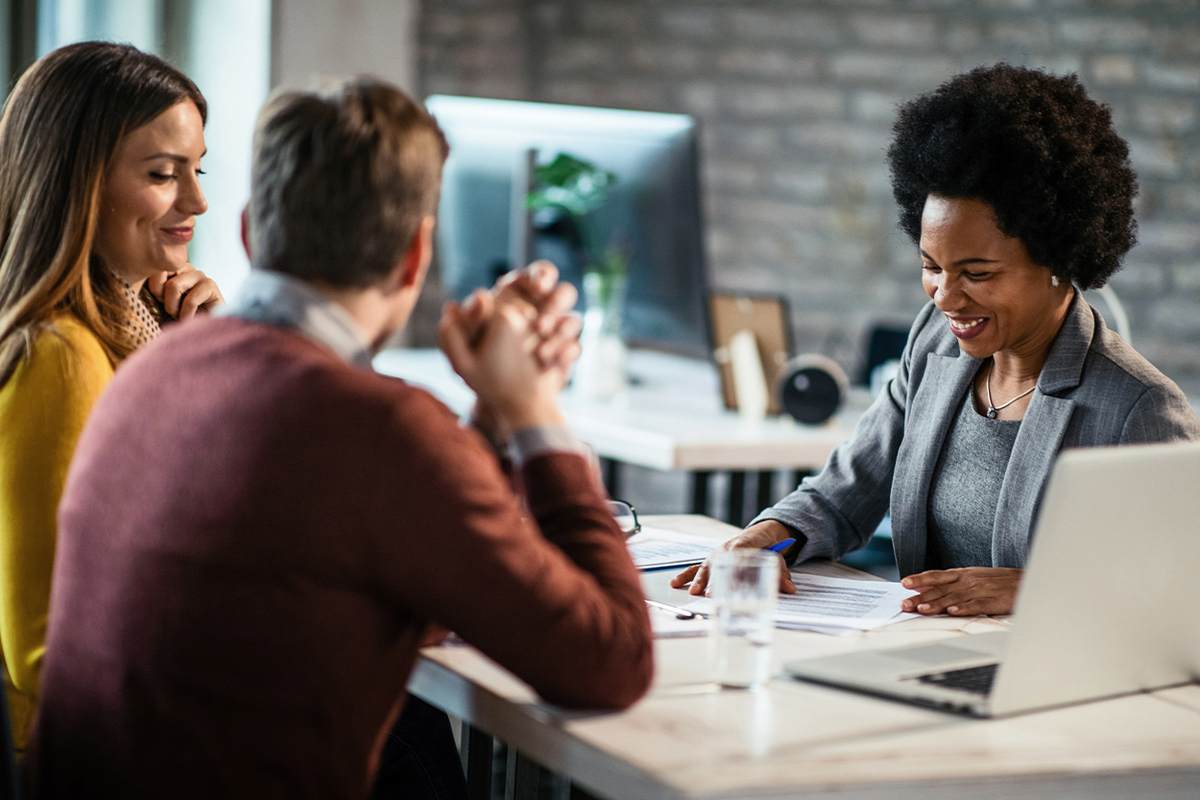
774, 572, 919, 630
626, 526, 715, 570
685, 571, 919, 634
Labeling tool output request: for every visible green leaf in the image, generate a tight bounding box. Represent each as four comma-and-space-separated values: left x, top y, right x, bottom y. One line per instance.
527, 153, 616, 216
526, 151, 621, 273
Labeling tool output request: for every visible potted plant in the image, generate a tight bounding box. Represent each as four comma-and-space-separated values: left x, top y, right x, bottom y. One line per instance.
527, 153, 629, 397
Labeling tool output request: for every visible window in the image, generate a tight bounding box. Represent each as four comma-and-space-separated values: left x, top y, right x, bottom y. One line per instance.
19, 0, 271, 296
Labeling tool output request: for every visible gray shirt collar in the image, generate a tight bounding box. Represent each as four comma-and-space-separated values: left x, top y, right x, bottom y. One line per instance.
217, 269, 375, 370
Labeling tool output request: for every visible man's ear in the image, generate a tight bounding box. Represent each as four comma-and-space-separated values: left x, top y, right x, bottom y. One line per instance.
240, 205, 252, 260
397, 215, 436, 289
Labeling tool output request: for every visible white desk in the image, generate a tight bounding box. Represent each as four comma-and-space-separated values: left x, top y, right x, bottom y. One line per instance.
374, 349, 862, 522
409, 515, 1200, 800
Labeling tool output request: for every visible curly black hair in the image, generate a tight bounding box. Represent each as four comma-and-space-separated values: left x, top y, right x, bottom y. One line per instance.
887, 63, 1137, 290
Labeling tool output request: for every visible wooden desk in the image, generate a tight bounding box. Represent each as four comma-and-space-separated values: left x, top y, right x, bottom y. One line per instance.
374, 349, 862, 523
409, 515, 1200, 800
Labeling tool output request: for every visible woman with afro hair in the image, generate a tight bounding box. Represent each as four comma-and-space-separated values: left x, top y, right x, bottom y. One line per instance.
675, 63, 1199, 616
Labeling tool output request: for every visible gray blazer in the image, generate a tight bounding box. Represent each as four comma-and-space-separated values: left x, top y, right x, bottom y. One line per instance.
755, 294, 1200, 576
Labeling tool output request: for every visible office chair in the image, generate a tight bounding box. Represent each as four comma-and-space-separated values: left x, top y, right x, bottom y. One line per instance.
857, 324, 910, 387
0, 685, 21, 800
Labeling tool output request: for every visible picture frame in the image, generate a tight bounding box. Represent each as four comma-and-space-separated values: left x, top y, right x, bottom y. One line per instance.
708, 291, 793, 415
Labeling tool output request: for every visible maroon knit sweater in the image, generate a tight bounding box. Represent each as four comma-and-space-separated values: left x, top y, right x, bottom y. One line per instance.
31, 317, 653, 799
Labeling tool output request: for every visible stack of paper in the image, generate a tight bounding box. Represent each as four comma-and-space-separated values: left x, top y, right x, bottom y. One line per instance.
684, 571, 919, 636
626, 527, 716, 570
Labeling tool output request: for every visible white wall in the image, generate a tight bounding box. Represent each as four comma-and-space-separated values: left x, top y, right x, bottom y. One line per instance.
29, 0, 271, 300
184, 0, 272, 299
23, 1, 420, 301
272, 0, 418, 93
37, 0, 160, 56
191, 0, 420, 296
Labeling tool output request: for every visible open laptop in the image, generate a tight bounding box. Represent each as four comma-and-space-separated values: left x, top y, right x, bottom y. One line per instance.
784, 440, 1200, 717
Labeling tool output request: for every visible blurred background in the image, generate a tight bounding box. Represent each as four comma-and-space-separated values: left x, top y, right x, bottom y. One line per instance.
0, 0, 417, 306
416, 0, 1200, 396
3, 0, 1197, 516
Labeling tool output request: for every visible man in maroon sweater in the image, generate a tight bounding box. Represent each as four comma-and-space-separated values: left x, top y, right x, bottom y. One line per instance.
32, 79, 652, 798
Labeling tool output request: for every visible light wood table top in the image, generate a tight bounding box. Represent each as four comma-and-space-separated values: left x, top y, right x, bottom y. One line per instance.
408, 515, 1200, 800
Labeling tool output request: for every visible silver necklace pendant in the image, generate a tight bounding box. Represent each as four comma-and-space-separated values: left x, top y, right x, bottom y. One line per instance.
984, 359, 1036, 420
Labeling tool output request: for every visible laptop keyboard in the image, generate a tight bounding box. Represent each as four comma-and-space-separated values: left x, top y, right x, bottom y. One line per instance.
917, 663, 998, 695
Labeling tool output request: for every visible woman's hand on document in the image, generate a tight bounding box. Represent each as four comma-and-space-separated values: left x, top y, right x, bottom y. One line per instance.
900, 568, 1023, 616
669, 520, 800, 596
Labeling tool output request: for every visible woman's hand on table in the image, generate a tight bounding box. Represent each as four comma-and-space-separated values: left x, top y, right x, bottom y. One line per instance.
147, 263, 223, 319
900, 567, 1022, 616
669, 520, 800, 596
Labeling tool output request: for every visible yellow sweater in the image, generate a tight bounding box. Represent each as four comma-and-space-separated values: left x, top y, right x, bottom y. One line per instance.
0, 317, 113, 749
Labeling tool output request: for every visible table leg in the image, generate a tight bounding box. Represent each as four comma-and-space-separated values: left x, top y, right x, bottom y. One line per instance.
755, 469, 774, 516
600, 458, 622, 499
461, 724, 493, 800
690, 471, 711, 515
461, 726, 577, 800
543, 770, 571, 800
790, 469, 812, 491
727, 470, 746, 526
569, 783, 600, 800
504, 749, 541, 800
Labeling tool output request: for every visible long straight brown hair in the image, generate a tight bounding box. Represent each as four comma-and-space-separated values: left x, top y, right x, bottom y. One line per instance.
0, 41, 206, 388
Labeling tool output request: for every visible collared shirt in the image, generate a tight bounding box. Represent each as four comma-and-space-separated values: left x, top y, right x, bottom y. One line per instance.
218, 269, 375, 370
220, 269, 588, 466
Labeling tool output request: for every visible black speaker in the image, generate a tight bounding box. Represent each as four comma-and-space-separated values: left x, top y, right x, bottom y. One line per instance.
776, 355, 849, 425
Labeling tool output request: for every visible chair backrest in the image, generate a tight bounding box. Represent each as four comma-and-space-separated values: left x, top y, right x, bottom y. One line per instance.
0, 688, 22, 800
857, 325, 909, 386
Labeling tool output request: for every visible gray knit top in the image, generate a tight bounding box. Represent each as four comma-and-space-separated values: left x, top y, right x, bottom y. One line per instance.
926, 390, 1022, 569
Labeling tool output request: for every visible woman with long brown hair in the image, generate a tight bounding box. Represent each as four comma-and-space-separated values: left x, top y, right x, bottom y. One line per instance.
0, 41, 222, 748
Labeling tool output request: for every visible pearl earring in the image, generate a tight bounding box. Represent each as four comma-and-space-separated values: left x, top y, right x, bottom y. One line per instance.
1051, 275, 1060, 287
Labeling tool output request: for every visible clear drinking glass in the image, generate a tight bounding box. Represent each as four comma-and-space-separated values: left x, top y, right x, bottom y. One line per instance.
708, 550, 779, 690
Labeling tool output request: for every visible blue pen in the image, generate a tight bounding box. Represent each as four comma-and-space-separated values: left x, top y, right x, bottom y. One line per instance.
766, 538, 796, 554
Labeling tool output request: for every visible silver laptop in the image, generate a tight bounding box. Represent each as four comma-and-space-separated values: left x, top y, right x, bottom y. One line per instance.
784, 441, 1200, 717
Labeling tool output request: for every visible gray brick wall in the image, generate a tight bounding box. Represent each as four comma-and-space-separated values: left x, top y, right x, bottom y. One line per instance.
417, 0, 1200, 395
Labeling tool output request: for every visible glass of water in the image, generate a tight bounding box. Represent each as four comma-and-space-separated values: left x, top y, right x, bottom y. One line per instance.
708, 550, 779, 690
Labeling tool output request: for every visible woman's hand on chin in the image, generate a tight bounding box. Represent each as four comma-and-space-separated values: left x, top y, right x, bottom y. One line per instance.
147, 263, 223, 319
900, 567, 1022, 616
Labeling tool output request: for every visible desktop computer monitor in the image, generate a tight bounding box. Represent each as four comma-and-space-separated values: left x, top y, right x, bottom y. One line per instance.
425, 95, 711, 358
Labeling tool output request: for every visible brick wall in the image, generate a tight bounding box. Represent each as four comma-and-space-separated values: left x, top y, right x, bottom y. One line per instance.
417, 0, 1200, 394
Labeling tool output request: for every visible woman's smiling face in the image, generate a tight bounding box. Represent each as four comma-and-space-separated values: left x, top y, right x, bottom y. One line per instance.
93, 100, 208, 285
920, 195, 1068, 361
